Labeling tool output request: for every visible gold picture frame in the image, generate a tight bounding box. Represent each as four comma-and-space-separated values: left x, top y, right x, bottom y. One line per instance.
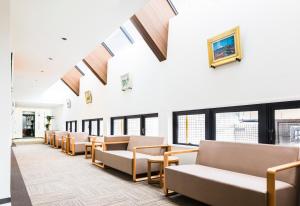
85, 90, 92, 104
207, 26, 242, 68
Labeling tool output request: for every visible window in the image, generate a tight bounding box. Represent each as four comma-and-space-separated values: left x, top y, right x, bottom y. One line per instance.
103, 25, 134, 56
268, 101, 300, 146
173, 104, 267, 145
111, 113, 159, 136
127, 117, 141, 135
121, 20, 143, 43
145, 116, 159, 136
82, 118, 103, 136
66, 120, 77, 132
215, 111, 258, 143
174, 111, 207, 146
112, 118, 124, 135
84, 120, 90, 135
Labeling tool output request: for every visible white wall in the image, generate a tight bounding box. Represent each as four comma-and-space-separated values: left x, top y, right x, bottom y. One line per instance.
0, 0, 11, 202
12, 107, 53, 139
52, 0, 300, 145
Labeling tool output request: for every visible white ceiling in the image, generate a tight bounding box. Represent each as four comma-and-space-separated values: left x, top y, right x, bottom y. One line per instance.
11, 0, 148, 104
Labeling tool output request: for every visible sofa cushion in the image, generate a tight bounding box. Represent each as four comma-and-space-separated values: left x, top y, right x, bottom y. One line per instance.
196, 140, 300, 186
165, 164, 297, 206
127, 136, 165, 155
94, 149, 159, 175
71, 142, 89, 153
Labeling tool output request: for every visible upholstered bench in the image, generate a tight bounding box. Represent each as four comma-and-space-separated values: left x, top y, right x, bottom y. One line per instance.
164, 140, 300, 206
54, 131, 69, 148
68, 132, 89, 155
93, 135, 170, 181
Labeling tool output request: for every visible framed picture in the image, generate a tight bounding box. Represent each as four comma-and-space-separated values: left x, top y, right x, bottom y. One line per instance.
121, 73, 132, 91
85, 90, 92, 104
207, 26, 242, 68
66, 99, 71, 108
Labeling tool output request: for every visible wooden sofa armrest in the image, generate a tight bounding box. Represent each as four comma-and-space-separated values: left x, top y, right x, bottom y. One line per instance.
134, 145, 171, 151
164, 148, 199, 168
131, 145, 171, 182
163, 148, 199, 194
267, 161, 300, 206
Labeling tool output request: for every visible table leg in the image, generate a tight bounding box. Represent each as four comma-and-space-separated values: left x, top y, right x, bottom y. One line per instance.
147, 161, 151, 184
160, 162, 163, 188
85, 146, 87, 159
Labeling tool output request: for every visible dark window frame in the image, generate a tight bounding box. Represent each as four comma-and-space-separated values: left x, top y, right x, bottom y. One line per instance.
173, 109, 211, 146
66, 120, 77, 132
173, 101, 300, 146
82, 118, 103, 136
267, 100, 300, 144
111, 113, 159, 136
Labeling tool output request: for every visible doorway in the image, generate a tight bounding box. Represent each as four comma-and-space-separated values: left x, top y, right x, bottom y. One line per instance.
22, 112, 35, 138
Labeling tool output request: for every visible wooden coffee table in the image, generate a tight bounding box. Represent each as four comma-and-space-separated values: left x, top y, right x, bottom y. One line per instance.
147, 155, 179, 187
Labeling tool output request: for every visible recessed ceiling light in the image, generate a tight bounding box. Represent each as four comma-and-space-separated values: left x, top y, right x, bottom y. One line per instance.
40, 70, 44, 73
61, 37, 68, 41
48, 57, 53, 61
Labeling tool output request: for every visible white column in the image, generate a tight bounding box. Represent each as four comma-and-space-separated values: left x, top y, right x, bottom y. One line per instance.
0, 0, 12, 203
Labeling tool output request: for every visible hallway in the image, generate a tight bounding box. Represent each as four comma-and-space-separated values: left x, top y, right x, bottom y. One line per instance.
12, 144, 201, 206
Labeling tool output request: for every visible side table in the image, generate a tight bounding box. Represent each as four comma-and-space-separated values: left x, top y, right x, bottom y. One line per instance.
147, 155, 179, 187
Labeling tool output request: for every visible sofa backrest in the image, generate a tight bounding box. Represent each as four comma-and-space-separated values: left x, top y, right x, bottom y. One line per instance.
104, 136, 130, 150
70, 132, 89, 142
127, 136, 166, 155
196, 140, 300, 186
54, 131, 69, 140
45, 130, 55, 137
89, 135, 104, 143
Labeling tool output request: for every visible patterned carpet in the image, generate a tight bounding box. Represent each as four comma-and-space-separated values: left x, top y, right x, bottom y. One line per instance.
12, 144, 204, 206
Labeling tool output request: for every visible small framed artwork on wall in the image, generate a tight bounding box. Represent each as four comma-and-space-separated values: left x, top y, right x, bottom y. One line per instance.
85, 90, 92, 104
121, 73, 132, 91
207, 26, 242, 68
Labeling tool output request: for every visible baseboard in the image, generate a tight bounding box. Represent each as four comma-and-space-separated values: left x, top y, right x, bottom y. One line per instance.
0, 197, 11, 205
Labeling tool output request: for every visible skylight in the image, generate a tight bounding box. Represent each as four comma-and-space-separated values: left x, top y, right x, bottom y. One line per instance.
104, 27, 133, 56
103, 20, 144, 56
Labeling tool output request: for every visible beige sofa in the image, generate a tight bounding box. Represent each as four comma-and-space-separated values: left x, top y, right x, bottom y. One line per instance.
92, 135, 169, 181
68, 132, 90, 155
44, 130, 55, 144
54, 131, 69, 148
164, 140, 300, 206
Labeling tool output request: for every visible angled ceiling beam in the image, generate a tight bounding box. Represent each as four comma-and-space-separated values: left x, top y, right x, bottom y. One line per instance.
130, 0, 177, 62
61, 67, 83, 96
82, 44, 112, 85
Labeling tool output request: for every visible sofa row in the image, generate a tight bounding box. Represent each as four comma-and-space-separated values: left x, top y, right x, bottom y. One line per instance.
44, 130, 300, 206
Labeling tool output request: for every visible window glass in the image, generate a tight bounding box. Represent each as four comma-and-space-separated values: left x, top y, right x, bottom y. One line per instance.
127, 118, 141, 135
84, 121, 90, 134
177, 114, 205, 145
71, 121, 77, 132
91, 120, 98, 136
122, 20, 143, 42
113, 119, 124, 135
145, 117, 159, 136
104, 28, 132, 55
275, 108, 300, 146
99, 119, 104, 136
216, 111, 258, 143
